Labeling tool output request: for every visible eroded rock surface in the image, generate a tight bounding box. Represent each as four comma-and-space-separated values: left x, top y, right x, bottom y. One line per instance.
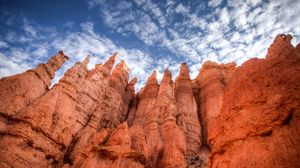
175, 63, 201, 159
208, 34, 300, 168
0, 51, 68, 119
193, 61, 236, 146
0, 34, 299, 168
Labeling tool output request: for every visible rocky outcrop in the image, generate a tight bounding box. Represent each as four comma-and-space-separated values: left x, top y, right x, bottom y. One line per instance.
0, 51, 68, 116
208, 34, 300, 167
73, 122, 146, 168
73, 54, 116, 134
0, 34, 299, 168
0, 55, 88, 167
193, 61, 236, 146
62, 54, 117, 166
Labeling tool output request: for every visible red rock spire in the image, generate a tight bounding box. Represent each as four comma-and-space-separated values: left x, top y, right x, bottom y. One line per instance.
0, 57, 88, 167
140, 70, 159, 98
131, 70, 159, 126
0, 51, 68, 115
175, 63, 202, 158
267, 34, 294, 59
102, 52, 118, 76
157, 68, 186, 168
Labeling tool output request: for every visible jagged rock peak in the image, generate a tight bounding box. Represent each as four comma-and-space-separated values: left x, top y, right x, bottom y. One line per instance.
129, 77, 138, 85
161, 68, 172, 83
81, 55, 90, 67
178, 62, 191, 79
267, 33, 295, 59
102, 52, 118, 76
115, 60, 130, 74
279, 34, 292, 43
108, 60, 130, 93
56, 58, 88, 89
158, 69, 174, 99
145, 70, 158, 86
201, 61, 236, 70
150, 70, 157, 78
47, 50, 69, 71
111, 52, 119, 59
95, 63, 102, 69
33, 51, 70, 81
139, 70, 159, 99
0, 50, 69, 115
67, 59, 88, 74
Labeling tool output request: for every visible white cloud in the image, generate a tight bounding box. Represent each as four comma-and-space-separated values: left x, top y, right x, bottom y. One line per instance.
0, 53, 32, 77
135, 0, 167, 27
32, 47, 48, 57
219, 7, 230, 24
248, 0, 262, 7
0, 41, 8, 48
0, 12, 154, 91
208, 0, 223, 7
175, 4, 189, 14
23, 24, 37, 37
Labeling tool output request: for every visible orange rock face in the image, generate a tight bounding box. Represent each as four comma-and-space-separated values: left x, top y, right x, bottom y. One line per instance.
207, 34, 300, 168
0, 34, 299, 168
0, 51, 68, 116
193, 61, 236, 146
175, 63, 201, 159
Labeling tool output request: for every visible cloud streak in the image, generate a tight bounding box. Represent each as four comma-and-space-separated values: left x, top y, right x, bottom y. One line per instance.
0, 12, 154, 90
90, 0, 300, 65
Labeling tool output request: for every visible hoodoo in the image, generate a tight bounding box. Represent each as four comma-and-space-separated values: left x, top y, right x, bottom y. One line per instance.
0, 34, 299, 168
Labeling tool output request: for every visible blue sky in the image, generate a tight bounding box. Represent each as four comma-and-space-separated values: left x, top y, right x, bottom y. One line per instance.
0, 0, 299, 90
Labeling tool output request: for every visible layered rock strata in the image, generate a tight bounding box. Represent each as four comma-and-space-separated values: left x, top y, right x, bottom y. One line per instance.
0, 34, 299, 168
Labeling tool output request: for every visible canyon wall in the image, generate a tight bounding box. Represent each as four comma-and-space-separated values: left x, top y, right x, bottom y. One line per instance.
0, 34, 299, 168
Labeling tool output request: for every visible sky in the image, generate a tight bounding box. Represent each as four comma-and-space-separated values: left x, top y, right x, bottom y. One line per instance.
0, 0, 299, 90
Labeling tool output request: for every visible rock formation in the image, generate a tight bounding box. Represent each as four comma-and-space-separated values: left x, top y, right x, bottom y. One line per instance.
175, 63, 202, 160
0, 51, 68, 127
0, 34, 299, 168
207, 34, 300, 168
193, 61, 236, 146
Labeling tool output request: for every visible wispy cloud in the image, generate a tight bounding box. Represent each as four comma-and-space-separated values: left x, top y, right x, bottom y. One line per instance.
0, 11, 153, 90
90, 0, 299, 64
208, 0, 223, 7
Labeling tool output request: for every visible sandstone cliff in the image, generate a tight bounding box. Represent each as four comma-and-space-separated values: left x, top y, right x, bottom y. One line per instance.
0, 34, 299, 168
